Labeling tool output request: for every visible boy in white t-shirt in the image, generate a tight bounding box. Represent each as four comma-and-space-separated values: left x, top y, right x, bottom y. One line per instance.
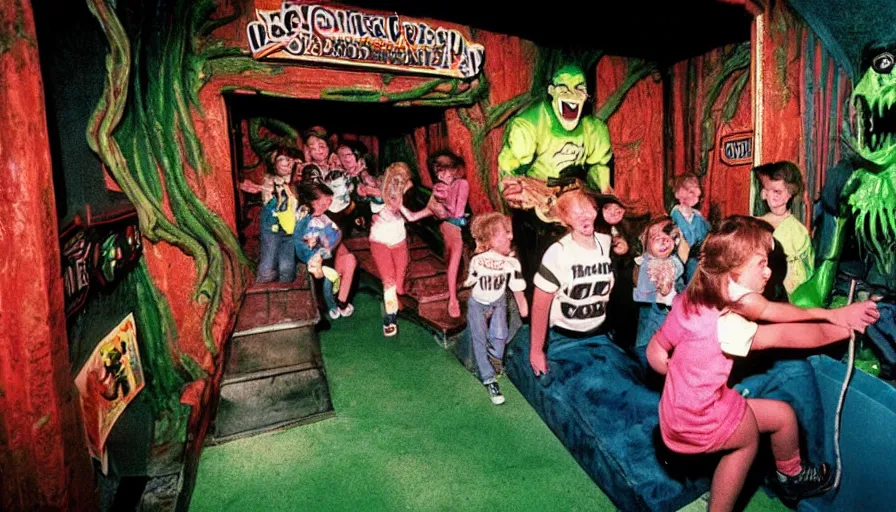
529, 189, 616, 377
464, 212, 528, 405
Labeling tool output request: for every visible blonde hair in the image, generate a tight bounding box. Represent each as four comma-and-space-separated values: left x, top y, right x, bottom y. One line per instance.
684, 215, 774, 312
554, 189, 597, 228
470, 212, 512, 253
382, 162, 413, 208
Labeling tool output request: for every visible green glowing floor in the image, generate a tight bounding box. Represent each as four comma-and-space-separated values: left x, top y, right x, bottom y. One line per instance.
190, 291, 786, 512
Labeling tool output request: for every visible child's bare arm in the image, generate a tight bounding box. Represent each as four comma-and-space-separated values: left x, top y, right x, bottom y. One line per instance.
399, 205, 432, 222
529, 288, 554, 376
646, 332, 670, 375
751, 321, 851, 350
513, 290, 529, 318
733, 293, 879, 333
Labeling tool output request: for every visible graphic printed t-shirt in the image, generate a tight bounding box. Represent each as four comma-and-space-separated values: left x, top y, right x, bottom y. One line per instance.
463, 250, 526, 304
533, 232, 614, 332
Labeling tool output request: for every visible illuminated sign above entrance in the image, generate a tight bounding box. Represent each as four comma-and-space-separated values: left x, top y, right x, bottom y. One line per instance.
247, 3, 485, 79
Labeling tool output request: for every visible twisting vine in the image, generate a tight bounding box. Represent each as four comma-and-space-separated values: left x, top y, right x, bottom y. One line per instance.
85, 0, 249, 362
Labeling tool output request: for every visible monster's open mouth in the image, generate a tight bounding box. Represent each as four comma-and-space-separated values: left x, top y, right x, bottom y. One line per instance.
856, 95, 896, 153
561, 100, 580, 120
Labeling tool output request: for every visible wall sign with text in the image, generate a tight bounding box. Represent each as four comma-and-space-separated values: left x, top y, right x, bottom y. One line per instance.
719, 131, 754, 166
247, 2, 485, 79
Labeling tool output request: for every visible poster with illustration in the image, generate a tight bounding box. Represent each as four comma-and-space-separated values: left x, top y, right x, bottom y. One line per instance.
74, 313, 145, 474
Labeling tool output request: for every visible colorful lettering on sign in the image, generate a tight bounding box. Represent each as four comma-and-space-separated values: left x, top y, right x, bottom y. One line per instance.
247, 3, 484, 79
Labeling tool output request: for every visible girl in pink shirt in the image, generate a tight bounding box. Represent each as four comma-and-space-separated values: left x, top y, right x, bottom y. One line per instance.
646, 215, 879, 511
402, 150, 470, 318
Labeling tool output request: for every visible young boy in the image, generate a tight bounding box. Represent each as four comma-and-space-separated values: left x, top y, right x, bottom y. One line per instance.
669, 173, 710, 282
753, 161, 815, 298
464, 212, 528, 405
528, 189, 616, 377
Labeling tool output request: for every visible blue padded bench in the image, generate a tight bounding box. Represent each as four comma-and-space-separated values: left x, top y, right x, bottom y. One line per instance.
503, 325, 883, 511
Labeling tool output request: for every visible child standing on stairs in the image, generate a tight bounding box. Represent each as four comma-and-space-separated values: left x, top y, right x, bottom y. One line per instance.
646, 215, 880, 511
294, 182, 356, 320
401, 150, 470, 318
369, 162, 413, 336
464, 212, 528, 405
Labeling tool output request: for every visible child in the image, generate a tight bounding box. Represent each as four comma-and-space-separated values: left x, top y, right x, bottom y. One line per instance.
336, 140, 379, 195
646, 215, 880, 511
401, 149, 470, 318
464, 212, 529, 405
754, 161, 815, 298
298, 126, 340, 180
669, 173, 710, 282
242, 148, 302, 283
598, 194, 630, 256
528, 189, 615, 377
370, 162, 413, 336
632, 216, 685, 364
294, 182, 356, 319
336, 140, 381, 231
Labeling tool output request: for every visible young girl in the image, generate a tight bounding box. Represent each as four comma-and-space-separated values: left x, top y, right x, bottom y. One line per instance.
401, 149, 470, 318
370, 162, 413, 336
463, 212, 528, 405
529, 189, 615, 377
669, 173, 710, 282
646, 215, 879, 511
753, 161, 814, 297
293, 182, 357, 319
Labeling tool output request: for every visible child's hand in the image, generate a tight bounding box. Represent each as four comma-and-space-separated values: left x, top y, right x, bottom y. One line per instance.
239, 179, 263, 194
530, 350, 548, 376
611, 236, 629, 255
829, 300, 881, 333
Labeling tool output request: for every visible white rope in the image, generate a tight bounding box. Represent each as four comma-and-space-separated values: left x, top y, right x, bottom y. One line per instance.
832, 278, 858, 490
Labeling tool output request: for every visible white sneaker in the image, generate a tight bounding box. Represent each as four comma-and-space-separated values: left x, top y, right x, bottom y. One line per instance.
485, 382, 505, 405
338, 303, 354, 317
328, 308, 341, 320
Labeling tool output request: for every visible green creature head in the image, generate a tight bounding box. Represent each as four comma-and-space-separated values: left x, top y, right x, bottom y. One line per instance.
851, 41, 896, 167
548, 64, 589, 131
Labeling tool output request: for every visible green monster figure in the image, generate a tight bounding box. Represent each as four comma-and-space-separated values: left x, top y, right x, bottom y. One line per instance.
497, 64, 614, 284
499, 64, 614, 210
791, 42, 896, 374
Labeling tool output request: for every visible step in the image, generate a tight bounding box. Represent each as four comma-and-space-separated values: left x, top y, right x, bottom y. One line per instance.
225, 325, 320, 377
234, 285, 318, 336
403, 290, 470, 348
211, 364, 333, 443
403, 274, 452, 304
406, 256, 446, 280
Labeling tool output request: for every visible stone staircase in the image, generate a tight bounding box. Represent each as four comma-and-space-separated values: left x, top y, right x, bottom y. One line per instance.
207, 268, 334, 444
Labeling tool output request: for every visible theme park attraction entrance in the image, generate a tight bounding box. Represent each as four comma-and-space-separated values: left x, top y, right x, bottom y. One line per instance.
208, 93, 474, 443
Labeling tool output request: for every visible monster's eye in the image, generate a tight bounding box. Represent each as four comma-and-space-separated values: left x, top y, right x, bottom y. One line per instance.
872, 52, 894, 74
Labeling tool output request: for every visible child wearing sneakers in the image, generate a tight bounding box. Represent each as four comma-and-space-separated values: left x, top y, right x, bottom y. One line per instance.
369, 162, 413, 336
294, 182, 356, 319
646, 215, 879, 510
463, 212, 528, 405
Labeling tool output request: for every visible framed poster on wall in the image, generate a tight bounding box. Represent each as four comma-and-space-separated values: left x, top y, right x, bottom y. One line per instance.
74, 313, 145, 474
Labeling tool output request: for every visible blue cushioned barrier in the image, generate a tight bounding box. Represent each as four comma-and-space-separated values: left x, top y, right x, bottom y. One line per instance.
504, 326, 885, 511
